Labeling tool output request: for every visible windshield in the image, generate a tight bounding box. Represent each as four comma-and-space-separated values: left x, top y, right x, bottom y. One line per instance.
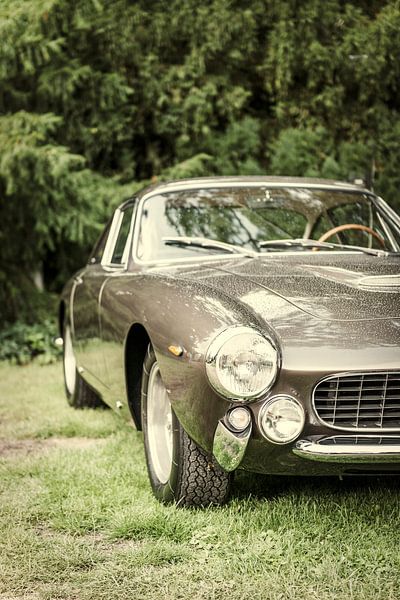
136, 187, 400, 261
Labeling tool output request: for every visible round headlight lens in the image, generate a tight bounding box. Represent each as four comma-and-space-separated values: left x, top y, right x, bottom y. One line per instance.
259, 396, 305, 444
206, 326, 278, 400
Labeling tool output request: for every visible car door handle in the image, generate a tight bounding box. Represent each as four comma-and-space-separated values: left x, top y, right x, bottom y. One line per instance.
74, 275, 83, 284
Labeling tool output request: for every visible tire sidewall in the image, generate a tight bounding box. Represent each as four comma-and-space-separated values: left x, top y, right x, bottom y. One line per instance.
141, 345, 232, 507
62, 321, 78, 406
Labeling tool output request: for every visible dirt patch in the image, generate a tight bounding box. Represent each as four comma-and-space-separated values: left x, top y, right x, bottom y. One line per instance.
0, 437, 106, 457
0, 439, 45, 456
36, 525, 143, 553
0, 595, 40, 600
48, 437, 107, 449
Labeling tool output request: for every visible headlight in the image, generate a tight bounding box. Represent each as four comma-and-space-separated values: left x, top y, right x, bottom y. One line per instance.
259, 395, 305, 444
205, 326, 279, 401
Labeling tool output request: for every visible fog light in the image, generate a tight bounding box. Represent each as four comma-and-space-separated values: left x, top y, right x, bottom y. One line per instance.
227, 407, 251, 431
259, 395, 305, 444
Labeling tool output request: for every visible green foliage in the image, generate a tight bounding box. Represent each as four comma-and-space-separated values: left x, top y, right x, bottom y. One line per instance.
269, 127, 340, 179
269, 127, 373, 182
160, 154, 214, 181
0, 0, 399, 330
0, 110, 125, 324
373, 120, 400, 202
0, 319, 61, 365
205, 117, 264, 175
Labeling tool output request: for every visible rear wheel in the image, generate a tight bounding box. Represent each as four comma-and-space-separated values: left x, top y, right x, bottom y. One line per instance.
141, 345, 232, 507
63, 323, 105, 409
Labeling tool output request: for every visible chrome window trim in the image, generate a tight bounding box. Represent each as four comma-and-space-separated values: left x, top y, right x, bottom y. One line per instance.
375, 196, 400, 230
134, 250, 376, 268
312, 370, 400, 433
138, 253, 368, 271
139, 181, 371, 198
121, 210, 135, 265
377, 212, 399, 250
102, 209, 123, 267
101, 205, 135, 271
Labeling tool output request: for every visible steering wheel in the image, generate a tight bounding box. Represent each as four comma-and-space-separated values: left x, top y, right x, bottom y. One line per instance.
318, 223, 386, 248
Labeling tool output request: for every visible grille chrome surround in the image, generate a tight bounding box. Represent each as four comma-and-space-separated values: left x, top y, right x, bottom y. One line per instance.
294, 435, 400, 463
317, 435, 400, 446
313, 371, 400, 432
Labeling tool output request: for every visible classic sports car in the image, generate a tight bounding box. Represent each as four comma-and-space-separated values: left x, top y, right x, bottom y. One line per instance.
59, 176, 400, 506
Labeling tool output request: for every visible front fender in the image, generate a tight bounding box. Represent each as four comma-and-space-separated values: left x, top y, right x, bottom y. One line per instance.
145, 276, 273, 452
100, 270, 278, 452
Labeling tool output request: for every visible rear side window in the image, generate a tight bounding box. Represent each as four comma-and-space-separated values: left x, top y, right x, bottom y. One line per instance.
89, 220, 112, 264
110, 206, 134, 265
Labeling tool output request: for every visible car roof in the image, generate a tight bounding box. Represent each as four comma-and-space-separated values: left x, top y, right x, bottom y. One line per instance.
134, 176, 370, 201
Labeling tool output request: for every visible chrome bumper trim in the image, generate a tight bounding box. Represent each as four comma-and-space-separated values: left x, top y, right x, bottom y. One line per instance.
293, 438, 400, 463
213, 420, 251, 472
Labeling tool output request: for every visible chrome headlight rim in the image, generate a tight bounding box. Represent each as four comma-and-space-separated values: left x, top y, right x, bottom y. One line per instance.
258, 394, 305, 445
205, 325, 280, 402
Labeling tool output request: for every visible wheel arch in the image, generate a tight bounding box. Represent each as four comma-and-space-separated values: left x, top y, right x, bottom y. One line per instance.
124, 322, 151, 430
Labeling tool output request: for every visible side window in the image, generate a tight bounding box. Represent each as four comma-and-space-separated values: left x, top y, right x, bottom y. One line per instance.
89, 219, 113, 264
109, 206, 134, 265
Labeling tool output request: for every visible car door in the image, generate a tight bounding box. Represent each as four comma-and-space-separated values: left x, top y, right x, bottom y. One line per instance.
95, 202, 139, 413
72, 204, 134, 390
71, 219, 112, 388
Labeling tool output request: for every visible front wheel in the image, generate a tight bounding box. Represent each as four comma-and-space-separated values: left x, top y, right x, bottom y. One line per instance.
141, 345, 232, 507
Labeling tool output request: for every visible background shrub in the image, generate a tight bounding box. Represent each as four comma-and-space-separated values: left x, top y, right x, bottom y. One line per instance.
1, 0, 399, 361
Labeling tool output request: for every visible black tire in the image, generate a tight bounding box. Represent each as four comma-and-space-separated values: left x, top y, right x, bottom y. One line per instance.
141, 345, 232, 507
63, 322, 106, 409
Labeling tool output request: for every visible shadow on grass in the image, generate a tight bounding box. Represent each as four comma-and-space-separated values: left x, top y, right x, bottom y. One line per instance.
231, 469, 400, 502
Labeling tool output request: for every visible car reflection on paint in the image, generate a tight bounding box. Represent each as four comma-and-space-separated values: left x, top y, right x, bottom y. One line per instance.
59, 177, 400, 506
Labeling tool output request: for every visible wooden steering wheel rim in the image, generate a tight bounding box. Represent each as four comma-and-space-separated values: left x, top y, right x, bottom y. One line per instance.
318, 223, 386, 248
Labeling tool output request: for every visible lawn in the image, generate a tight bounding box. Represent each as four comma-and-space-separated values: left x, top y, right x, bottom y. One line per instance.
0, 362, 399, 600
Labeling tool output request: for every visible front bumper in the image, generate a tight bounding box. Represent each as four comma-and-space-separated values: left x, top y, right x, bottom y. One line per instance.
213, 420, 400, 473
211, 367, 400, 474
293, 436, 400, 463
213, 420, 252, 471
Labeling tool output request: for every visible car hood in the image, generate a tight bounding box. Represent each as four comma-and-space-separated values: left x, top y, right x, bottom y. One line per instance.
172, 253, 400, 322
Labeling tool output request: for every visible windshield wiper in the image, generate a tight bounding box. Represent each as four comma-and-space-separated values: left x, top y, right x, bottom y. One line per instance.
162, 236, 258, 258
259, 239, 333, 250
258, 238, 389, 257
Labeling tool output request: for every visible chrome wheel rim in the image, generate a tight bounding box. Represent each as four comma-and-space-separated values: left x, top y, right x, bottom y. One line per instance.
64, 325, 76, 395
147, 362, 173, 484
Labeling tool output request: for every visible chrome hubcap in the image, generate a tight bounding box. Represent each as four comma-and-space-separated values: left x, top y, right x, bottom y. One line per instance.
147, 362, 173, 484
64, 325, 76, 395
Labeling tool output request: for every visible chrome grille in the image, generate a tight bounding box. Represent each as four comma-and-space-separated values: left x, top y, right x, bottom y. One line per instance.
313, 372, 400, 430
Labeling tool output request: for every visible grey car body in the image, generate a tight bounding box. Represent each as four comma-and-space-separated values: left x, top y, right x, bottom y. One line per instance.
60, 176, 400, 505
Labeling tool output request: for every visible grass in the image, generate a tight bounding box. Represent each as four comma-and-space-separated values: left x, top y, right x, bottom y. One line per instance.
0, 362, 399, 600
